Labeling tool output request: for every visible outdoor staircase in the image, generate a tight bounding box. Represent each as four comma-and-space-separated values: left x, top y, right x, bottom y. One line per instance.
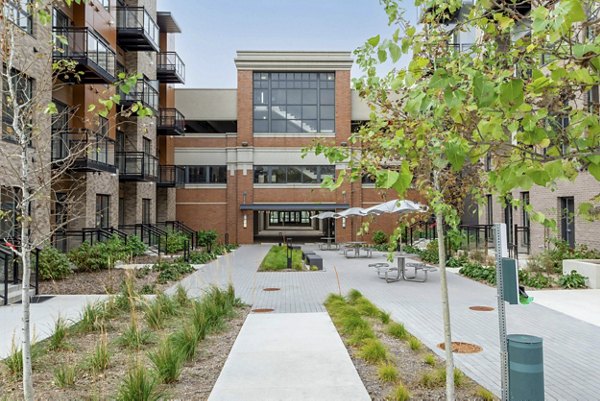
3, 284, 35, 305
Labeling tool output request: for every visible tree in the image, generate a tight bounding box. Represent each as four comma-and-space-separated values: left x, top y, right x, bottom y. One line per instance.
0, 1, 151, 399
315, 0, 600, 399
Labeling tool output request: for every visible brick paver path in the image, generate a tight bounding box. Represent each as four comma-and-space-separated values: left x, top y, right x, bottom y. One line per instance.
175, 244, 600, 401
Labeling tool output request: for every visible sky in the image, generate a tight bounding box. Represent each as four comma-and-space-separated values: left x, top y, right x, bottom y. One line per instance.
156, 0, 416, 88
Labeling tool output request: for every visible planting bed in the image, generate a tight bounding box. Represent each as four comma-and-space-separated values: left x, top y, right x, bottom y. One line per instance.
0, 286, 248, 400
325, 290, 497, 401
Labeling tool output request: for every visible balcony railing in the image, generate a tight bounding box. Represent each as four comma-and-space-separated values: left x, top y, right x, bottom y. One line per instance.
116, 151, 158, 181
116, 6, 159, 52
157, 108, 185, 135
158, 165, 185, 188
53, 27, 116, 84
157, 52, 185, 83
120, 78, 159, 113
448, 43, 473, 53
51, 130, 116, 174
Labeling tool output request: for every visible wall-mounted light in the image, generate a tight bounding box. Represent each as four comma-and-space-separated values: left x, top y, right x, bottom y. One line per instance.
243, 214, 248, 229
340, 141, 348, 147
342, 217, 346, 229
241, 141, 249, 147
242, 191, 247, 204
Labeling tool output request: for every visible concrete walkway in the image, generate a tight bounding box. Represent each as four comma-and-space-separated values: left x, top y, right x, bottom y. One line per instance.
0, 295, 107, 358
529, 289, 600, 328
177, 244, 600, 401
208, 312, 370, 401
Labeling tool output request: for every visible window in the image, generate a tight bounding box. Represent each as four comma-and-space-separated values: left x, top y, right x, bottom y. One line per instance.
95, 194, 110, 228
253, 72, 335, 133
142, 198, 151, 224
588, 85, 599, 114
55, 192, 68, 229
253, 165, 335, 184
184, 165, 227, 184
0, 186, 21, 239
521, 192, 530, 228
5, 1, 33, 34
486, 194, 493, 225
559, 197, 575, 248
2, 68, 34, 143
52, 8, 70, 28
268, 211, 312, 226
97, 0, 110, 10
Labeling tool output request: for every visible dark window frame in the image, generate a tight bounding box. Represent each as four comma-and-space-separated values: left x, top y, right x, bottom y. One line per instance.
253, 165, 335, 184
95, 194, 110, 229
184, 165, 227, 184
2, 67, 34, 144
5, 0, 33, 34
142, 198, 151, 224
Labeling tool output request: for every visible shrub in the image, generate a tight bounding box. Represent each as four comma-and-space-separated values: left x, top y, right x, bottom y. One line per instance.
165, 230, 189, 254
558, 270, 587, 289
377, 363, 398, 382
389, 383, 411, 401
125, 235, 147, 257
39, 246, 72, 280
197, 229, 218, 252
420, 240, 440, 264
459, 261, 496, 285
189, 251, 215, 264
387, 322, 408, 341
116, 364, 163, 401
53, 365, 76, 388
446, 254, 468, 268
359, 339, 388, 364
153, 261, 194, 284
169, 323, 201, 361
68, 242, 106, 272
372, 230, 388, 245
518, 270, 554, 289
149, 339, 185, 384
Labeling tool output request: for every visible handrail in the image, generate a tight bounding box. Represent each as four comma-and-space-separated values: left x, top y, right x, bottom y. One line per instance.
157, 52, 185, 81
116, 6, 159, 50
158, 108, 185, 133
120, 78, 159, 112
116, 151, 158, 180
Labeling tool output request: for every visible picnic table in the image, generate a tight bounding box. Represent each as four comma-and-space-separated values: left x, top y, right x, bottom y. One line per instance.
343, 242, 373, 258
319, 237, 339, 251
370, 253, 436, 283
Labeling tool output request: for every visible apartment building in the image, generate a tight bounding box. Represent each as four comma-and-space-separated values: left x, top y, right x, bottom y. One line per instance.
0, 0, 184, 250
447, 1, 600, 255
172, 51, 405, 245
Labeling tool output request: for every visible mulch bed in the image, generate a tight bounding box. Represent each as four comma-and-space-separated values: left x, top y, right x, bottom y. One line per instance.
338, 319, 495, 400
0, 303, 249, 401
438, 342, 483, 354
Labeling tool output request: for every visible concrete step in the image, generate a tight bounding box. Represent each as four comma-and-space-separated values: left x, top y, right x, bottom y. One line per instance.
3, 285, 35, 305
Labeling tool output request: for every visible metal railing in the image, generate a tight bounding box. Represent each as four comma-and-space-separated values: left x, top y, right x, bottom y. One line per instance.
116, 151, 158, 181
0, 243, 39, 306
158, 165, 185, 187
459, 224, 494, 251
448, 42, 473, 53
116, 6, 159, 51
53, 227, 128, 253
53, 27, 116, 82
157, 52, 185, 83
120, 78, 159, 112
51, 130, 116, 173
158, 108, 185, 135
404, 221, 437, 246
164, 220, 197, 248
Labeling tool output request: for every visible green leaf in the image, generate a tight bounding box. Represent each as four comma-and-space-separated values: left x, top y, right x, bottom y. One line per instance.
498, 79, 524, 110
589, 162, 600, 181
378, 48, 387, 63
368, 35, 380, 47
473, 73, 496, 108
389, 43, 401, 63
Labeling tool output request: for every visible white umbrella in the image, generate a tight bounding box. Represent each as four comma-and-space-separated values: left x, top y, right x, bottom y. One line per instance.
363, 199, 427, 216
333, 207, 368, 218
310, 211, 337, 220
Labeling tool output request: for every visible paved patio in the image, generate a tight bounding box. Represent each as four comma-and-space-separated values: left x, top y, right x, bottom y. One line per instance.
176, 244, 600, 401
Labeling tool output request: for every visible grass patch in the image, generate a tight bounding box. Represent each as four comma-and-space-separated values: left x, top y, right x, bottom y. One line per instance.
359, 338, 388, 364
354, 298, 380, 317
379, 310, 391, 324
387, 322, 408, 341
87, 334, 110, 374
116, 363, 163, 401
118, 324, 154, 349
144, 299, 166, 330
156, 293, 178, 317
347, 325, 376, 346
53, 365, 76, 388
259, 245, 304, 271
389, 383, 411, 401
149, 339, 185, 384
408, 335, 422, 351
377, 363, 398, 383
420, 367, 464, 388
423, 353, 436, 366
170, 323, 201, 361
3, 342, 23, 378
347, 289, 364, 303
79, 303, 105, 333
48, 317, 69, 351
476, 386, 496, 401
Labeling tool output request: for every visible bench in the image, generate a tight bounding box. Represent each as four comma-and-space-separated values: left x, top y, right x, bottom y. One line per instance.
302, 250, 316, 264
306, 254, 323, 270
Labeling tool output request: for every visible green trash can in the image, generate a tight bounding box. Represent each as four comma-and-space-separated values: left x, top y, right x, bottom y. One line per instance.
507, 334, 544, 401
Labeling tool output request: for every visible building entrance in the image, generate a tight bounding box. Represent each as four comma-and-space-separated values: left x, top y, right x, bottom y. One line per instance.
254, 210, 334, 243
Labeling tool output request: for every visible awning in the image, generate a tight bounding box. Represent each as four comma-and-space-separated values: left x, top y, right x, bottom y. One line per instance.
240, 203, 349, 211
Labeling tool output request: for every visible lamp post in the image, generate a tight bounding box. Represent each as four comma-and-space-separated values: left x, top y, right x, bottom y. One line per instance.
286, 237, 292, 269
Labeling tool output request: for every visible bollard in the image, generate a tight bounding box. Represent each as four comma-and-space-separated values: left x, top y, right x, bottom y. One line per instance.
507, 334, 544, 401
286, 238, 292, 269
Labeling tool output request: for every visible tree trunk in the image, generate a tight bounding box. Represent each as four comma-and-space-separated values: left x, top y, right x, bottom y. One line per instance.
434, 172, 455, 401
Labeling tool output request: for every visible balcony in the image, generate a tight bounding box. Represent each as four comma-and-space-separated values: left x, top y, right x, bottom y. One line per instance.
116, 6, 159, 52
53, 27, 116, 84
51, 130, 117, 174
157, 52, 185, 83
157, 108, 185, 135
116, 151, 158, 181
158, 165, 185, 188
120, 78, 159, 113
448, 43, 473, 53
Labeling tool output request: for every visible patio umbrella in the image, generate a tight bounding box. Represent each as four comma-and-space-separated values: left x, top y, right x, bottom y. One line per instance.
332, 207, 368, 218
310, 211, 337, 220
363, 199, 427, 216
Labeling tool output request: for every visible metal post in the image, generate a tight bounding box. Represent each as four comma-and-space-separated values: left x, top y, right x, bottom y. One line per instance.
286, 237, 292, 269
495, 223, 509, 401
3, 257, 8, 305
514, 224, 519, 261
